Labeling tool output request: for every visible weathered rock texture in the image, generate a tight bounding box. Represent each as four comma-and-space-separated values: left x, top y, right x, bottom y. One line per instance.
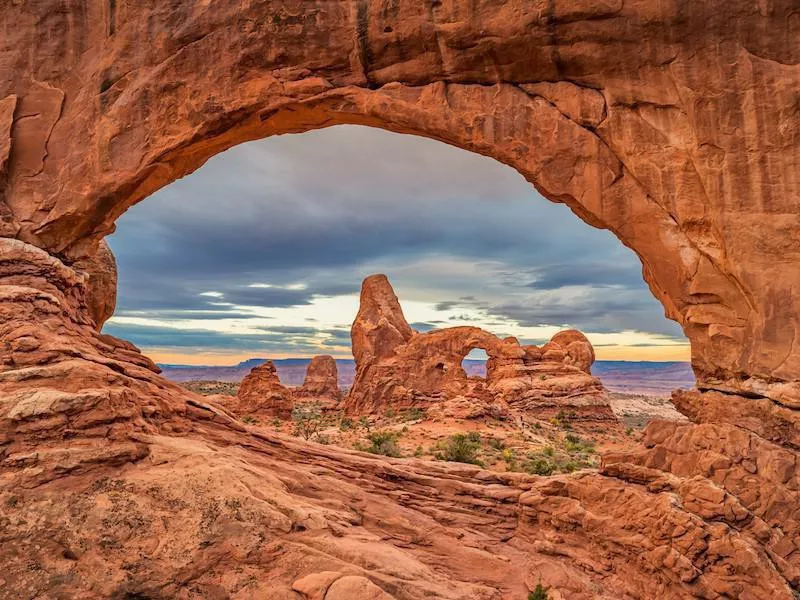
295, 355, 342, 403
1, 2, 799, 598
345, 275, 612, 423
235, 360, 293, 419
1, 0, 798, 404
1, 237, 799, 598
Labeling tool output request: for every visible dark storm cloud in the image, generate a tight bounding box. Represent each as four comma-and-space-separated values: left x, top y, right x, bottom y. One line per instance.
103, 322, 347, 353
523, 263, 646, 290
106, 125, 685, 354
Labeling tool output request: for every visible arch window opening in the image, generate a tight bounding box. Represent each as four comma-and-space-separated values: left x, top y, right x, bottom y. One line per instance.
462, 348, 489, 379
104, 125, 692, 421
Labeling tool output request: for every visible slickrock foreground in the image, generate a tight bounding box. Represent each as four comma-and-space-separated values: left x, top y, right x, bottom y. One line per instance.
0, 1, 798, 597
345, 275, 613, 424
0, 240, 797, 598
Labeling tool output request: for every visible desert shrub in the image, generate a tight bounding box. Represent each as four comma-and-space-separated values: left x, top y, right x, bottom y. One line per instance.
524, 438, 595, 475
564, 433, 595, 454
359, 430, 402, 457
528, 583, 550, 600
292, 404, 324, 441
358, 416, 372, 433
525, 456, 555, 476
242, 415, 257, 425
339, 417, 354, 431
436, 433, 483, 465
501, 448, 518, 471
384, 408, 396, 419
488, 437, 505, 451
414, 445, 424, 457
402, 408, 425, 421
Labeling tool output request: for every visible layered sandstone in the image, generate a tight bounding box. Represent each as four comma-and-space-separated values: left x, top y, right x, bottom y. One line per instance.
0, 1, 799, 597
235, 360, 294, 419
0, 239, 798, 597
344, 275, 613, 423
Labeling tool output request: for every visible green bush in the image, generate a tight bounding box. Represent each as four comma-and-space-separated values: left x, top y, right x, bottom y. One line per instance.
292, 404, 324, 441
360, 430, 402, 457
402, 408, 425, 421
525, 456, 555, 476
487, 437, 505, 451
528, 583, 550, 600
564, 433, 595, 454
339, 417, 354, 431
436, 433, 483, 465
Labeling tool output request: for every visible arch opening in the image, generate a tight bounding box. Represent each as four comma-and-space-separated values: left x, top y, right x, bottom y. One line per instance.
103, 125, 691, 401
462, 348, 489, 380
31, 82, 761, 401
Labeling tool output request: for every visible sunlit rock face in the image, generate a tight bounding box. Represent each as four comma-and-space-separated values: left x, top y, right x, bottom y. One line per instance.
344, 275, 614, 423
295, 354, 342, 404
0, 2, 799, 598
235, 360, 294, 419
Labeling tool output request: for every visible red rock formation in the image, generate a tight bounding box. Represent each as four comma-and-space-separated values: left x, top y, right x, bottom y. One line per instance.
235, 361, 293, 419
0, 3, 799, 597
344, 275, 613, 423
0, 239, 798, 598
295, 355, 342, 403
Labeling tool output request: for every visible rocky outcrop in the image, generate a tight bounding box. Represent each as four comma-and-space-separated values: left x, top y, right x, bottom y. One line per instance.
0, 2, 799, 597
235, 361, 293, 419
344, 275, 612, 423
1, 0, 798, 404
0, 240, 798, 598
295, 355, 342, 403
350, 275, 414, 367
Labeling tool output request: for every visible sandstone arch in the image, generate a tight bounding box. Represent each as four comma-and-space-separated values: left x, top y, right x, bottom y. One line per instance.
1, 2, 800, 597
2, 0, 798, 404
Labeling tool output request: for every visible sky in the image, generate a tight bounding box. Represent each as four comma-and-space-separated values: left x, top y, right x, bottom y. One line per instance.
104, 125, 689, 365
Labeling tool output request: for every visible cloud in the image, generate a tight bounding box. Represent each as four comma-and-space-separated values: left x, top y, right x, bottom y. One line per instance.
106, 125, 685, 357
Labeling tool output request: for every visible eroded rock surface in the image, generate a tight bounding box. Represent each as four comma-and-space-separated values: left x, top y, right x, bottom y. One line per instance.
0, 240, 798, 598
344, 275, 613, 424
0, 2, 799, 597
295, 355, 342, 405
235, 360, 294, 419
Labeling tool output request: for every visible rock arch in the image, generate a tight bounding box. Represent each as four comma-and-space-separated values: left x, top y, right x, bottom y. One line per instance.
1, 3, 800, 597
1, 0, 798, 403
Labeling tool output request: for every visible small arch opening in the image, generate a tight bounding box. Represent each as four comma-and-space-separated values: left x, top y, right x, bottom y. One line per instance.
462, 348, 489, 379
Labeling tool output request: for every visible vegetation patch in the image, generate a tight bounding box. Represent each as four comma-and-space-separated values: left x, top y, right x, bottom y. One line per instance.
435, 432, 483, 466
356, 430, 403, 457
